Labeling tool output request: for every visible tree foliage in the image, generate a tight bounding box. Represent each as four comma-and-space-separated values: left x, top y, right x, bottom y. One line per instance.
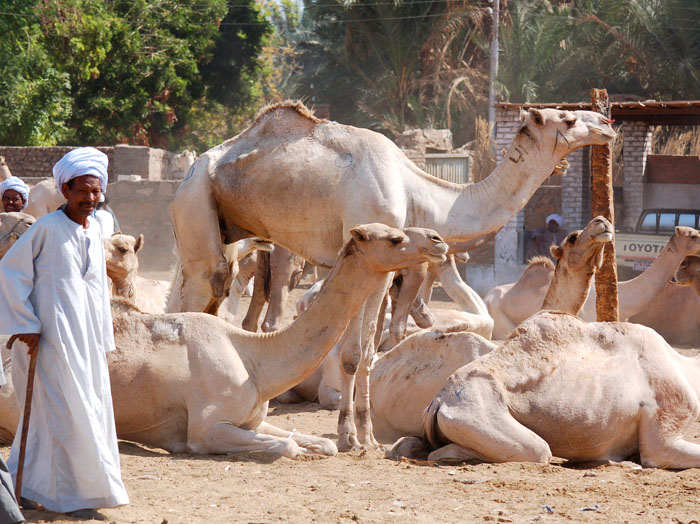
0, 0, 272, 149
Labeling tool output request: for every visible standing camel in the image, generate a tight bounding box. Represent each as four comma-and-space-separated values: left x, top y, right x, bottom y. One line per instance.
168, 100, 615, 450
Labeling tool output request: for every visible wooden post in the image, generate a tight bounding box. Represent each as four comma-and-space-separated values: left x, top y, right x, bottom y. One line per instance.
590, 88, 619, 322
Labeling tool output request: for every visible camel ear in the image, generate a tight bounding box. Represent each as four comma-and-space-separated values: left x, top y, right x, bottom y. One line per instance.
528, 108, 545, 126
134, 234, 144, 253
519, 109, 528, 122
550, 245, 564, 260
350, 226, 370, 243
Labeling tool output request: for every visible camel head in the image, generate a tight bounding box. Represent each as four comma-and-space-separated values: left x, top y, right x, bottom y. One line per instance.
550, 216, 613, 275
104, 233, 144, 298
347, 223, 447, 273
675, 255, 700, 295
517, 108, 616, 161
669, 226, 700, 257
0, 212, 35, 259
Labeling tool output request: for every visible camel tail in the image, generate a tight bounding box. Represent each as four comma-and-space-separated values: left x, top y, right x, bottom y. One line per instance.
422, 397, 444, 451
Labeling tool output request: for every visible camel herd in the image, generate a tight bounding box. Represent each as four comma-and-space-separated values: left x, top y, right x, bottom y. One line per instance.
1, 101, 700, 470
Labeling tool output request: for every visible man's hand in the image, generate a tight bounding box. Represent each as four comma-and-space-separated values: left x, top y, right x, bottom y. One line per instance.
16, 334, 40, 356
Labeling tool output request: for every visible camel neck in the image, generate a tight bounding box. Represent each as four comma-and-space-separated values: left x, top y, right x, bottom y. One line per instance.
542, 264, 594, 316
408, 134, 560, 242
111, 273, 136, 300
617, 236, 686, 318
251, 246, 386, 402
437, 256, 488, 316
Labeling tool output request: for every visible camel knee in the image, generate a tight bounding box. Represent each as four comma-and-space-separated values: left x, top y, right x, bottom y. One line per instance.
340, 344, 362, 375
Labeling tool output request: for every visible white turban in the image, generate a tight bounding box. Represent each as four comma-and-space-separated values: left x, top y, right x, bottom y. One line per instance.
0, 176, 30, 209
546, 213, 563, 226
53, 147, 108, 192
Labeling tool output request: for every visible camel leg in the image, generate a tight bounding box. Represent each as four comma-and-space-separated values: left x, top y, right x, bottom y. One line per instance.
430, 376, 552, 463
242, 251, 269, 332
355, 274, 391, 449
189, 420, 303, 459
389, 263, 428, 347
638, 398, 700, 469
409, 268, 437, 328
336, 313, 364, 451
257, 421, 337, 456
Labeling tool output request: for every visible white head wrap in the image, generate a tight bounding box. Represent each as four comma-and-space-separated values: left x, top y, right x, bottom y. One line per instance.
53, 147, 108, 192
546, 213, 563, 227
0, 176, 30, 209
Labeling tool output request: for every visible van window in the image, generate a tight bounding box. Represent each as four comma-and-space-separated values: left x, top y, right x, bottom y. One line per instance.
658, 213, 676, 232
678, 213, 697, 228
639, 213, 657, 232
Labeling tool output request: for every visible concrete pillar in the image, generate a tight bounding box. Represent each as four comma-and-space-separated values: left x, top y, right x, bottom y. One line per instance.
622, 122, 652, 231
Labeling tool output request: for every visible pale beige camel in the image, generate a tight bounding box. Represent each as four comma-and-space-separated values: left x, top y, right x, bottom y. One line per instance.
168, 100, 615, 450
390, 228, 700, 469
486, 226, 700, 339
376, 216, 613, 446
676, 255, 700, 294
23, 178, 66, 218
628, 255, 700, 347
0, 212, 36, 259
241, 245, 304, 332
0, 224, 447, 457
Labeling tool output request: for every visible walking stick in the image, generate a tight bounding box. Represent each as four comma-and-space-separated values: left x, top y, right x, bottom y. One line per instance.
6, 334, 37, 503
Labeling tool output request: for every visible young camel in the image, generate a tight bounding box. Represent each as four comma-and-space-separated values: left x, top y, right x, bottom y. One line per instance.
376, 216, 613, 446
0, 212, 36, 259
392, 229, 700, 468
0, 224, 447, 457
485, 225, 700, 339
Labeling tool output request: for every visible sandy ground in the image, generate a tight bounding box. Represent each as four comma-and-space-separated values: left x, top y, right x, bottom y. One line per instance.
11, 278, 700, 524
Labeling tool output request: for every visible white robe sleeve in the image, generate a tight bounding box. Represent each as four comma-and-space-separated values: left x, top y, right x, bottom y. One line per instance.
0, 225, 43, 335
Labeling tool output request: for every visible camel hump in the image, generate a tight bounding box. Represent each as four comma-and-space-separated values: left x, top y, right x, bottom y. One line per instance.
253, 100, 326, 125
524, 256, 555, 272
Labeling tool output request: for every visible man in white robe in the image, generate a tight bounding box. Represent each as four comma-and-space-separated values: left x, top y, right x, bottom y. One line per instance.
0, 148, 128, 519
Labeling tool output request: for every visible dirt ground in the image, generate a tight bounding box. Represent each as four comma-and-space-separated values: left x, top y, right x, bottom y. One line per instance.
11, 278, 700, 524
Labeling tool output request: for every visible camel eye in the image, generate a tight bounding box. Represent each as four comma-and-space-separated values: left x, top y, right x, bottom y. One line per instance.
568, 234, 578, 244
389, 236, 404, 245
118, 247, 128, 254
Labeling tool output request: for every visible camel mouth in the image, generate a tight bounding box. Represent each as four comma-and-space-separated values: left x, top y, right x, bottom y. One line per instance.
422, 248, 447, 264
592, 231, 613, 243
591, 126, 616, 140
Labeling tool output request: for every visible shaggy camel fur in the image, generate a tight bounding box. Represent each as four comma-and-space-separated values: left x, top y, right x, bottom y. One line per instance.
486, 226, 700, 339
168, 100, 615, 450
375, 216, 612, 446
0, 212, 36, 259
241, 244, 304, 332
0, 224, 447, 457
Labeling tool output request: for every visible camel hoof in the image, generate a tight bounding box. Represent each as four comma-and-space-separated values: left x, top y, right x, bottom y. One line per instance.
386, 437, 428, 461
337, 433, 362, 452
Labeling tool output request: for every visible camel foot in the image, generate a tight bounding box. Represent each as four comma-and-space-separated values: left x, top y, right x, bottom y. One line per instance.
337, 432, 362, 452
386, 437, 428, 461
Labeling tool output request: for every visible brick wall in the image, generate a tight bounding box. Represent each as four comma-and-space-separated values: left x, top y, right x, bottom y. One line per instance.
622, 121, 652, 230
0, 146, 115, 180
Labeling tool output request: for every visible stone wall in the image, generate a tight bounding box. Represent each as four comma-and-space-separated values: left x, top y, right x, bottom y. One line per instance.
107, 180, 180, 273
0, 145, 187, 183
396, 129, 453, 170
0, 146, 115, 180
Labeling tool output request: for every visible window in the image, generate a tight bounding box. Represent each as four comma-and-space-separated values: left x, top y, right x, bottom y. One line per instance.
678, 213, 698, 228
658, 213, 676, 232
639, 213, 657, 232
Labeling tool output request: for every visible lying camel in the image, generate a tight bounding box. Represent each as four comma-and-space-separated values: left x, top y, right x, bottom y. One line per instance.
392, 229, 700, 469
377, 216, 613, 446
0, 224, 447, 457
485, 225, 700, 339
241, 244, 304, 332
0, 212, 36, 259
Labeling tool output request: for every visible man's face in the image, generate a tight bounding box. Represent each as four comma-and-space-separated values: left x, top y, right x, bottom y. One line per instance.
2, 189, 24, 212
547, 220, 560, 233
62, 175, 102, 218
